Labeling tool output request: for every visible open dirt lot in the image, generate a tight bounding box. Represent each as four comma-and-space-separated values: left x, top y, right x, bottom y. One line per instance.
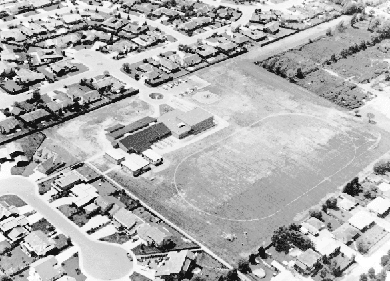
110, 55, 390, 265
44, 97, 154, 160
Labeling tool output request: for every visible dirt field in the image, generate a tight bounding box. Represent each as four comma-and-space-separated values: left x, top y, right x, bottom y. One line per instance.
109, 56, 390, 265
44, 97, 154, 160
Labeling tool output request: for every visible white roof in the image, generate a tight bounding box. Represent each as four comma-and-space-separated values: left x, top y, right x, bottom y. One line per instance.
348, 210, 375, 230
123, 154, 149, 171
74, 194, 97, 208
81, 215, 110, 231
71, 183, 97, 198
367, 197, 390, 215
315, 237, 340, 256
105, 148, 126, 161
142, 149, 162, 161
338, 198, 357, 211
378, 182, 390, 192
62, 14, 83, 24
270, 260, 285, 271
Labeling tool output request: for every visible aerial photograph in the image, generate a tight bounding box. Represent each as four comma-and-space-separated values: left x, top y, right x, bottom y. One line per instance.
0, 0, 390, 280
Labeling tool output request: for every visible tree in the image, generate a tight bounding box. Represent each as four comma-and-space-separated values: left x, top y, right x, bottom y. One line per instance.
225, 269, 239, 281
237, 258, 251, 273
325, 197, 337, 209
336, 20, 346, 33
286, 69, 296, 82
368, 267, 376, 279
373, 159, 390, 175
309, 209, 322, 221
31, 89, 41, 102
367, 112, 375, 123
103, 70, 110, 77
248, 253, 257, 264
381, 255, 390, 267
191, 276, 206, 281
359, 273, 368, 281
123, 63, 130, 73
0, 276, 12, 281
258, 246, 267, 259
343, 177, 362, 196
160, 237, 175, 251
326, 27, 332, 36
368, 18, 381, 32
377, 270, 387, 281
350, 13, 358, 27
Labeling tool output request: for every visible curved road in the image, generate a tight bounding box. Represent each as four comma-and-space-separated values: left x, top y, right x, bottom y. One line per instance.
0, 176, 133, 281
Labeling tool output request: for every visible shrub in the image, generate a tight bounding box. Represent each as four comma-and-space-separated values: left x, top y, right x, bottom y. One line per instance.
373, 159, 390, 175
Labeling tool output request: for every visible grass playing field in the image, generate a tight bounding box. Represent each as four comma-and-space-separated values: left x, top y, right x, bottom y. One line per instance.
107, 56, 390, 265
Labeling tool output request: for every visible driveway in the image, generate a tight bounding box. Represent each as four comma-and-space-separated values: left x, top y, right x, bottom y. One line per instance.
0, 176, 133, 281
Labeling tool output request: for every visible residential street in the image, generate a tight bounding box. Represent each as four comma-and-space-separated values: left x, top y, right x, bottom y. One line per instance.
0, 176, 134, 281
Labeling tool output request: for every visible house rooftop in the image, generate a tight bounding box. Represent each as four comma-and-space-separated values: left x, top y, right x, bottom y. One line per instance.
32, 255, 63, 281
367, 197, 390, 216
348, 210, 375, 231
333, 223, 360, 244
113, 208, 140, 229
296, 248, 320, 269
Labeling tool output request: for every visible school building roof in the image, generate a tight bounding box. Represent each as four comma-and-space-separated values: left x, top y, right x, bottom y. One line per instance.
142, 149, 162, 162
119, 122, 171, 153
122, 154, 149, 172
107, 116, 156, 140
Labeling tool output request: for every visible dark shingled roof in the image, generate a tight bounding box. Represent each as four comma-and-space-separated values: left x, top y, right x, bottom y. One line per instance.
119, 122, 171, 153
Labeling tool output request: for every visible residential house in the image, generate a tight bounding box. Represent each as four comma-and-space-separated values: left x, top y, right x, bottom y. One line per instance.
50, 59, 78, 76
15, 69, 45, 86
94, 197, 114, 214
263, 21, 279, 34
0, 117, 20, 134
113, 208, 141, 230
20, 109, 51, 125
300, 217, 325, 236
52, 169, 84, 191
23, 230, 56, 256
338, 194, 358, 211
62, 14, 83, 25
155, 250, 196, 278
28, 255, 64, 281
333, 223, 360, 245
137, 223, 171, 248
348, 210, 375, 232
294, 248, 321, 275
367, 197, 390, 218
8, 225, 27, 241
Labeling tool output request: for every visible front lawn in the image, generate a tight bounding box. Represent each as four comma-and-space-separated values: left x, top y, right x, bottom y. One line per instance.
31, 218, 55, 234
62, 255, 87, 281
0, 195, 26, 207
0, 246, 35, 276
